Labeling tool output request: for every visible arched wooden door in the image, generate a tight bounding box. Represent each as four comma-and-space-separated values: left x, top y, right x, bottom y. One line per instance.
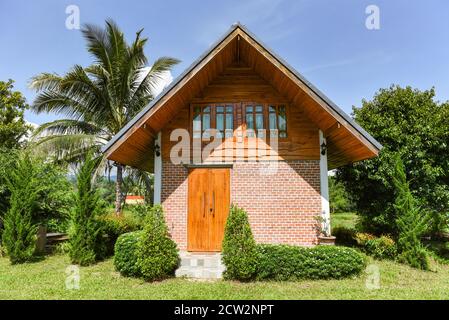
187, 168, 230, 252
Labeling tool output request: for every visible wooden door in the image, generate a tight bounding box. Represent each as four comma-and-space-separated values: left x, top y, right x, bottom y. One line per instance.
187, 168, 230, 252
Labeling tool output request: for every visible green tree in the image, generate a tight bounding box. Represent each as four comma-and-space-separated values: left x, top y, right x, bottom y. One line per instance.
1, 153, 40, 264
0, 80, 31, 148
329, 175, 353, 213
29, 19, 179, 215
69, 153, 106, 266
393, 156, 430, 270
337, 86, 449, 235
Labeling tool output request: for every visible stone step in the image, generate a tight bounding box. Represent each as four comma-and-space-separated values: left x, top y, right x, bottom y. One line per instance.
176, 252, 225, 279
175, 266, 225, 279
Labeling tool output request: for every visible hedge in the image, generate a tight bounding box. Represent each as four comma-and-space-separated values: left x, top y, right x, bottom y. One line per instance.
255, 244, 366, 281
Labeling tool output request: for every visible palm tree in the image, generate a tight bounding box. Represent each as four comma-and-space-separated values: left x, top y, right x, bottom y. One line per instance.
29, 19, 179, 215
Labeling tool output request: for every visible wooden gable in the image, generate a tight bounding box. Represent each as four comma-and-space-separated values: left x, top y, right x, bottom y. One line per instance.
103, 23, 381, 171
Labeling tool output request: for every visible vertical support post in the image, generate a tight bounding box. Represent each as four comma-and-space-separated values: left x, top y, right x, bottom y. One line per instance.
154, 132, 162, 205
319, 130, 331, 236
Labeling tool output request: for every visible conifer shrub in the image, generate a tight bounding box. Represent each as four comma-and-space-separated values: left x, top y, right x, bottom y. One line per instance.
222, 205, 259, 281
393, 156, 430, 270
68, 154, 106, 266
136, 205, 179, 281
1, 154, 40, 264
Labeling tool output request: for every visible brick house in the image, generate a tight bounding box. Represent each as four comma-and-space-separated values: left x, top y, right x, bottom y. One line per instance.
103, 23, 381, 252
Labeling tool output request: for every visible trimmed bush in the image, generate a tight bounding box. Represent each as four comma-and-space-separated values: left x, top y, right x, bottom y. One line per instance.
136, 205, 179, 281
114, 231, 143, 277
100, 212, 142, 255
333, 226, 357, 246
255, 244, 366, 281
69, 154, 106, 266
222, 205, 259, 281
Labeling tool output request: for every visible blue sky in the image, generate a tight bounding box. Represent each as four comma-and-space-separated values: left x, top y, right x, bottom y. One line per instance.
1, 0, 448, 125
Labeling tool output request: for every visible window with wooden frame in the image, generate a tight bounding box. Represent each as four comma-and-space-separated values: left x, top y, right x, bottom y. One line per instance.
244, 103, 288, 138
245, 104, 265, 138
268, 104, 287, 138
192, 104, 234, 139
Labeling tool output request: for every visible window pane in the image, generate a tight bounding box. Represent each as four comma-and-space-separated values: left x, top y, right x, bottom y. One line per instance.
279, 131, 287, 138
194, 106, 201, 115
226, 106, 233, 113
216, 106, 224, 113
246, 113, 254, 129
278, 106, 286, 131
225, 113, 233, 129
255, 114, 264, 130
269, 113, 277, 130
216, 113, 224, 131
255, 105, 263, 113
246, 106, 253, 113
269, 106, 276, 113
203, 106, 211, 113
202, 113, 210, 130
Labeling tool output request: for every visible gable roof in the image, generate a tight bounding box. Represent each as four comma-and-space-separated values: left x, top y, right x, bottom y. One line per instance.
102, 23, 381, 171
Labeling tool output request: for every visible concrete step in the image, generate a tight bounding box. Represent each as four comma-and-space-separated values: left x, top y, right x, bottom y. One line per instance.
176, 252, 225, 279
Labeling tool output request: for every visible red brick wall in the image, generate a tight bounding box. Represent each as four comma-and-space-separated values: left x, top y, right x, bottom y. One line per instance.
161, 160, 322, 250
231, 161, 321, 246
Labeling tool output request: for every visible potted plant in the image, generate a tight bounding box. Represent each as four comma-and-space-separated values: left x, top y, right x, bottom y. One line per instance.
315, 216, 336, 245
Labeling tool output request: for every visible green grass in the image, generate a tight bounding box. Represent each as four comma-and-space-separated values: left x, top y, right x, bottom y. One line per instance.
331, 212, 359, 229
1, 254, 449, 299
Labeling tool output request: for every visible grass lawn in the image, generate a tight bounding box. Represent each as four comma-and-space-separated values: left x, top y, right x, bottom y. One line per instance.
331, 212, 359, 229
1, 254, 449, 300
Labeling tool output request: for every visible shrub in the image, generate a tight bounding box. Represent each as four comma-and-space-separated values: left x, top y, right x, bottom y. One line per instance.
255, 244, 366, 281
393, 156, 430, 270
222, 205, 259, 281
136, 205, 179, 281
333, 226, 357, 246
114, 231, 143, 277
69, 154, 106, 266
364, 236, 397, 260
1, 153, 40, 264
100, 212, 142, 255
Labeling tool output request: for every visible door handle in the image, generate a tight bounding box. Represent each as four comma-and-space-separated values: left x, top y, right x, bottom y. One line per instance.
211, 191, 215, 217
202, 192, 206, 218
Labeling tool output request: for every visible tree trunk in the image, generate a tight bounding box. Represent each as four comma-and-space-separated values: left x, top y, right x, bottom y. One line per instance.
115, 163, 123, 216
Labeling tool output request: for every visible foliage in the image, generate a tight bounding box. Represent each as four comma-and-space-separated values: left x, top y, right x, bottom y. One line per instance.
114, 231, 143, 277
355, 233, 397, 260
29, 19, 179, 214
329, 176, 353, 213
100, 211, 143, 255
0, 80, 31, 149
0, 148, 19, 226
136, 205, 179, 281
69, 154, 107, 266
393, 156, 430, 270
1, 153, 40, 264
255, 244, 366, 281
336, 86, 449, 235
332, 226, 357, 246
222, 205, 259, 281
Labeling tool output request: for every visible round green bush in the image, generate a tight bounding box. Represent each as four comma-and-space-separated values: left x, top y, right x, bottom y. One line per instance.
114, 231, 143, 277
136, 205, 179, 281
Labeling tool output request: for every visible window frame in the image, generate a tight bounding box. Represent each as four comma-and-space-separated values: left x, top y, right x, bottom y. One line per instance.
190, 103, 237, 140
242, 102, 289, 139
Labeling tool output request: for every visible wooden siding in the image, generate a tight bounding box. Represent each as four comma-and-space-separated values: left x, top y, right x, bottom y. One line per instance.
161, 64, 320, 162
